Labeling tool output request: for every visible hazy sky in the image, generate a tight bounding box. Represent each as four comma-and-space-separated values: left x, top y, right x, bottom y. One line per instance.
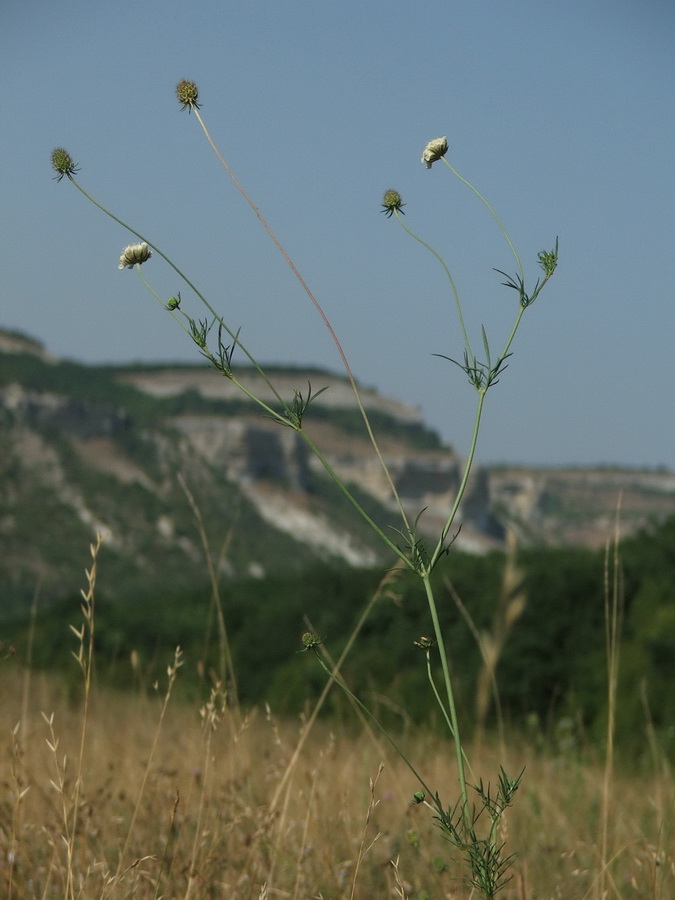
2, 0, 674, 469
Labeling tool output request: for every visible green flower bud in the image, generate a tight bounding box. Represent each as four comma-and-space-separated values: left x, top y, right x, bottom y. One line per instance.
537, 239, 559, 279
51, 147, 79, 182
118, 242, 152, 269
176, 79, 201, 111
300, 631, 322, 651
166, 295, 181, 310
421, 136, 448, 169
381, 189, 405, 218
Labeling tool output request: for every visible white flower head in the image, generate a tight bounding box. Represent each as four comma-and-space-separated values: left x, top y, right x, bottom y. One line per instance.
118, 242, 152, 269
421, 136, 448, 169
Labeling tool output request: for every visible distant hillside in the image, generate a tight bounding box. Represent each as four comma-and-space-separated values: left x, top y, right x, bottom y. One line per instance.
1, 327, 674, 612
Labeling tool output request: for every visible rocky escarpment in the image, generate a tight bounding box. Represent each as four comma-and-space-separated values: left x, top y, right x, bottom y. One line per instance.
2, 330, 675, 612
120, 367, 505, 553
489, 465, 675, 548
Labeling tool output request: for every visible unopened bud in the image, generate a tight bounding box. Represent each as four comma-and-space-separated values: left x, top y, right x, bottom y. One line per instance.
421, 136, 448, 169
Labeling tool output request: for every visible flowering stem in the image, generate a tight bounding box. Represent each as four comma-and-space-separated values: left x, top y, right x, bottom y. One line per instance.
423, 644, 475, 781
431, 388, 486, 569
298, 430, 414, 565
422, 572, 470, 819
497, 304, 526, 367
308, 644, 435, 797
63, 175, 420, 565
441, 159, 524, 280
134, 268, 296, 425
136, 267, 168, 308
418, 391, 490, 831
394, 210, 473, 359
65, 175, 288, 413
189, 110, 413, 536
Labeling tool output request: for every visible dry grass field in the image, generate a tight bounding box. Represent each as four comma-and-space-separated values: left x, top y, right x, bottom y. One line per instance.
1, 661, 673, 900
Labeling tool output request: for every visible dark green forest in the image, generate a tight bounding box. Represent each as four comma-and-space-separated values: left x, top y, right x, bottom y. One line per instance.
3, 514, 675, 756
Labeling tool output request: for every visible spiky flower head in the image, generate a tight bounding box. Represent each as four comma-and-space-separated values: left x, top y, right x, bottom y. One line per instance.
421, 136, 448, 169
299, 631, 322, 651
381, 189, 405, 218
118, 242, 152, 269
51, 147, 79, 182
176, 79, 200, 111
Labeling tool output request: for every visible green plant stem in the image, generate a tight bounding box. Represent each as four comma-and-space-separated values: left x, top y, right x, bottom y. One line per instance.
431, 388, 487, 569
394, 210, 472, 359
310, 648, 435, 799
496, 305, 526, 368
417, 388, 490, 832
66, 172, 417, 561
421, 573, 470, 821
189, 110, 413, 535
271, 565, 404, 813
66, 175, 288, 413
140, 254, 408, 562
441, 160, 523, 279
298, 429, 413, 565
424, 647, 475, 782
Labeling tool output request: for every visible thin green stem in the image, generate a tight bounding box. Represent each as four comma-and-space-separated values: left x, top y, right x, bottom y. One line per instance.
424, 648, 475, 781
136, 266, 167, 307
136, 261, 296, 426
189, 110, 413, 536
421, 573, 470, 820
298, 429, 413, 566
310, 647, 435, 798
496, 304, 526, 369
441, 159, 523, 279
430, 389, 487, 570
66, 175, 288, 413
115, 204, 411, 564
394, 210, 473, 359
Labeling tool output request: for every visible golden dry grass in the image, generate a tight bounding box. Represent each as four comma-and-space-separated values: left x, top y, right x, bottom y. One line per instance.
1, 665, 673, 900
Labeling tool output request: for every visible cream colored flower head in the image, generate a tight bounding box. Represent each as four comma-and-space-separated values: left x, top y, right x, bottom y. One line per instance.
118, 242, 152, 269
421, 136, 448, 169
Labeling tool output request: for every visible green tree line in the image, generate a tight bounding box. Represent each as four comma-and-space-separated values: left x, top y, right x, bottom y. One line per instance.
3, 515, 675, 753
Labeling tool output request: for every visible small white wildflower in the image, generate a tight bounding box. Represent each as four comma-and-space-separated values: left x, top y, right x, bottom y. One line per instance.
421, 136, 448, 169
118, 242, 152, 269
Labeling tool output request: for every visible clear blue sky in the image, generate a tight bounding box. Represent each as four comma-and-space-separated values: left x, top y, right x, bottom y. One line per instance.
2, 0, 674, 469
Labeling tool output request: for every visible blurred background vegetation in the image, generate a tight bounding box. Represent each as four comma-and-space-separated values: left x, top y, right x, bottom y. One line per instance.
3, 513, 674, 759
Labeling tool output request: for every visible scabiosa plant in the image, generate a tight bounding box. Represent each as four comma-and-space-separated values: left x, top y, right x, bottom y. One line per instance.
373, 137, 557, 898
50, 89, 558, 900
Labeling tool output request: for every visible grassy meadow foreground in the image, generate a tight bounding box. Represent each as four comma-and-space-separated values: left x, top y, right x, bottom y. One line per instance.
1, 667, 672, 900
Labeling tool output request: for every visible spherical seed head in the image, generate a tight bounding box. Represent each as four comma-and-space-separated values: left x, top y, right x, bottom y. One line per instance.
421, 136, 448, 169
176, 79, 200, 111
51, 147, 79, 181
300, 631, 321, 651
118, 242, 152, 269
381, 189, 405, 218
